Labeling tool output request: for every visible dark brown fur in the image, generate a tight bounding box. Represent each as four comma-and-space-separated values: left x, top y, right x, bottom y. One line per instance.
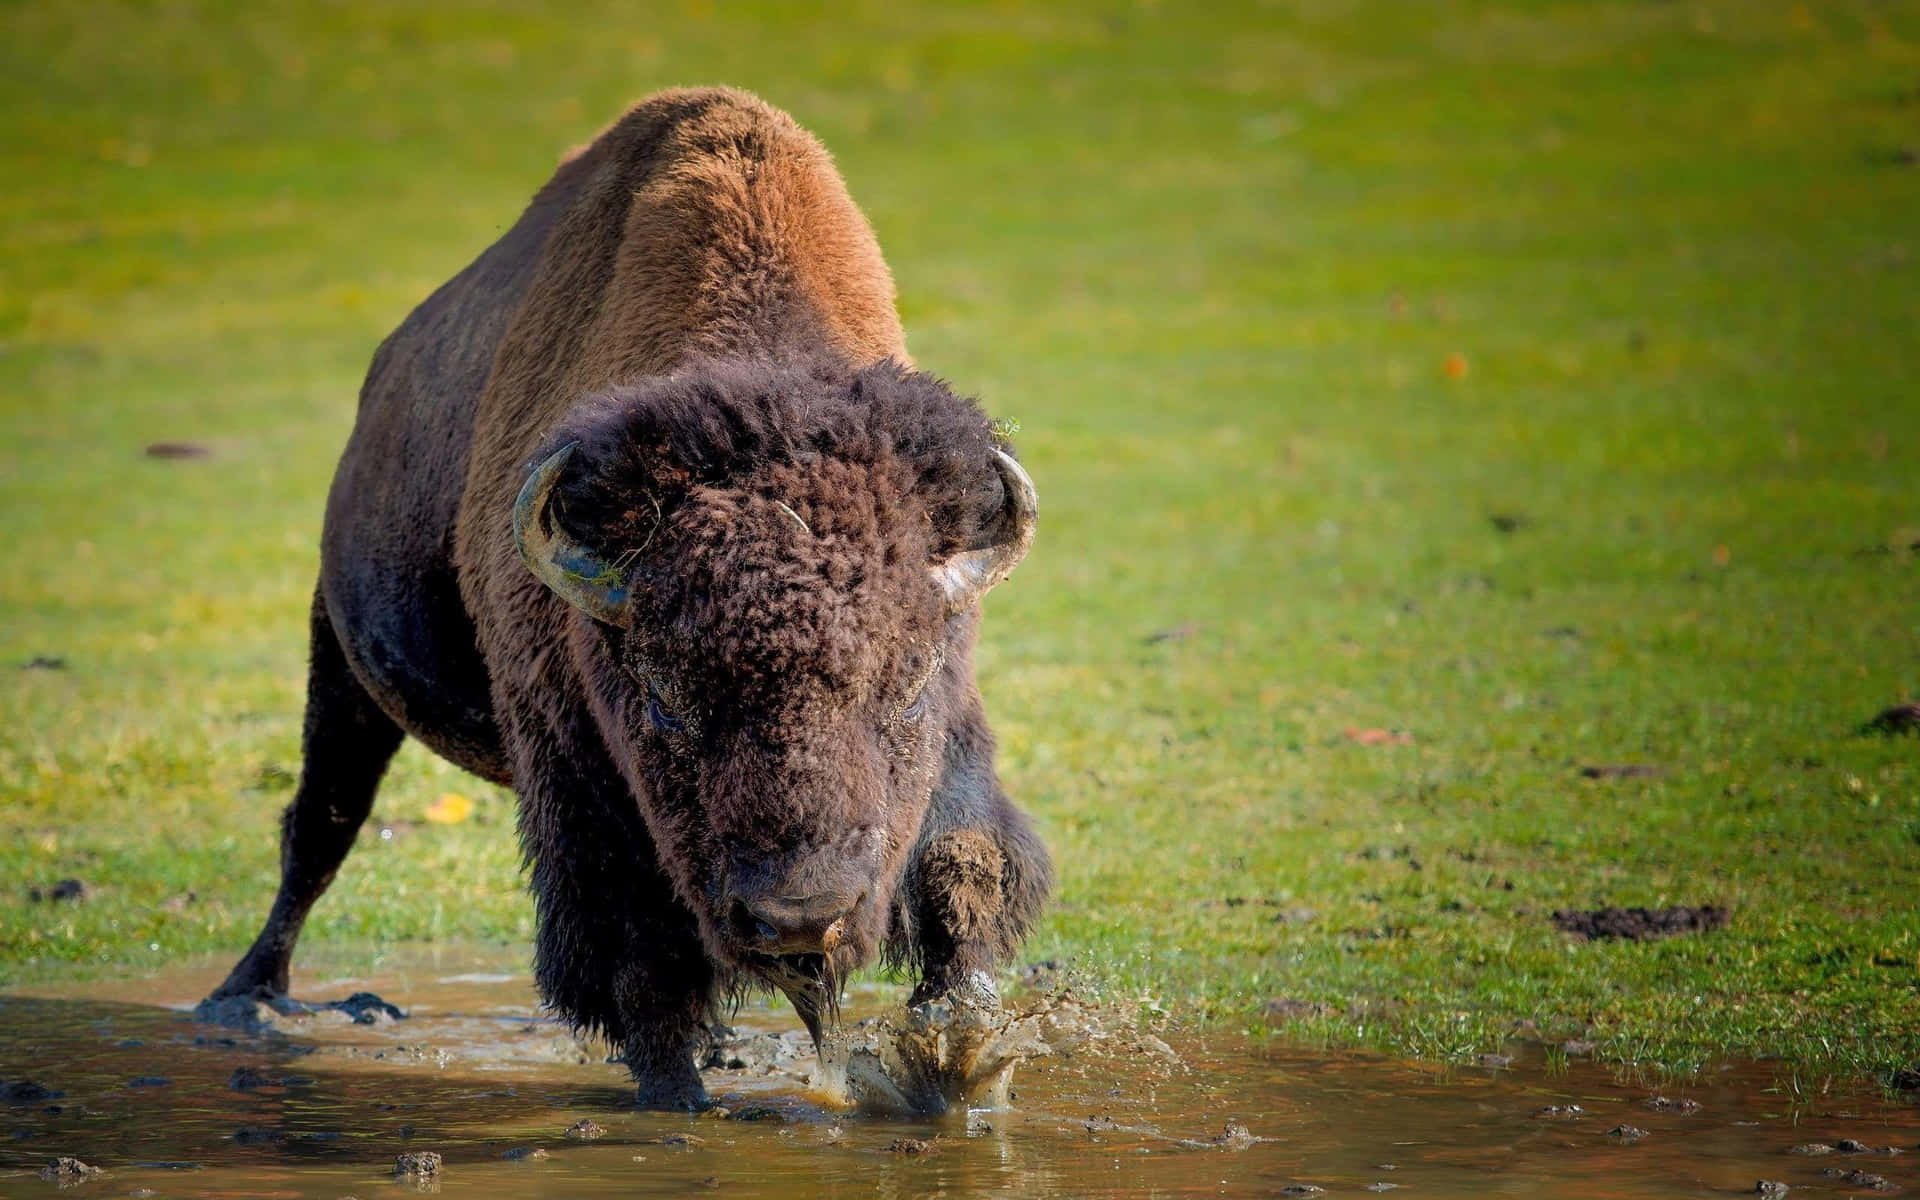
210, 88, 1051, 1110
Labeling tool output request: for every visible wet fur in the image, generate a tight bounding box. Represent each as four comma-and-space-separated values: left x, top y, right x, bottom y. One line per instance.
211, 87, 1051, 1109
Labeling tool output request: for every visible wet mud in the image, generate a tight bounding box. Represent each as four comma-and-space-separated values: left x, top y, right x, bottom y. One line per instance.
3, 946, 1918, 1198
1553, 904, 1731, 942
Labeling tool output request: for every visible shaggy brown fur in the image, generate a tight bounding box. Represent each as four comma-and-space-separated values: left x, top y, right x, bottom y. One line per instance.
209, 88, 1051, 1111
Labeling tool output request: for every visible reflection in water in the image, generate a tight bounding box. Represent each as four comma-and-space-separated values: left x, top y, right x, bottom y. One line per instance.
1, 946, 1915, 1198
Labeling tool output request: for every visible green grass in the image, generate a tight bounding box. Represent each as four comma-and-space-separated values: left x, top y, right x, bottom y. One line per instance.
3, 0, 1918, 1086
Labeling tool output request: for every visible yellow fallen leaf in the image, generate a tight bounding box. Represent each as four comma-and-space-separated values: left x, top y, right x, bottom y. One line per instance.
424, 792, 473, 824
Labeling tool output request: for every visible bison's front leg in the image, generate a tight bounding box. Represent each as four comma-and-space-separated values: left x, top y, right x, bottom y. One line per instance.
833, 818, 1049, 1113
518, 743, 716, 1111
906, 829, 1013, 1009
610, 951, 714, 1111
902, 670, 1053, 1012
530, 857, 715, 1110
905, 816, 1050, 1009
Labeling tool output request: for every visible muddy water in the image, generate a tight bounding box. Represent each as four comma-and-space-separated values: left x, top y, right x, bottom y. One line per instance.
3, 947, 1916, 1197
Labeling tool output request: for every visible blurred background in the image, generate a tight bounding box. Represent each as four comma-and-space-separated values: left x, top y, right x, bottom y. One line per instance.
2, 1, 1916, 1076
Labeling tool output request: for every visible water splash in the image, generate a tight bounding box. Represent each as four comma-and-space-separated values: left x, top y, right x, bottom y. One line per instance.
812, 971, 1098, 1114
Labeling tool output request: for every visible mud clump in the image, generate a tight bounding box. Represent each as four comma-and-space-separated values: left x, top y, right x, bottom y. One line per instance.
1578, 763, 1663, 780
2, 1080, 64, 1105
395, 1150, 442, 1177
1817, 1167, 1895, 1190
330, 991, 406, 1024
195, 989, 405, 1032
40, 1157, 104, 1182
28, 879, 87, 903
1794, 1139, 1903, 1157
232, 1126, 282, 1146
1553, 905, 1728, 942
143, 441, 212, 459
702, 1029, 793, 1073
193, 995, 277, 1034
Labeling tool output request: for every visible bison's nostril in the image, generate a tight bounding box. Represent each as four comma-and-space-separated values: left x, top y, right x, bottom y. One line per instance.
730, 898, 779, 947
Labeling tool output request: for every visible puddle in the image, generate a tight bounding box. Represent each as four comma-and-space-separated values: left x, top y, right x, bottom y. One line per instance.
3, 946, 1916, 1197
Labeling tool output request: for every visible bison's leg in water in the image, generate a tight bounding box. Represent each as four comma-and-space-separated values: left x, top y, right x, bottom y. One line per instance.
210, 591, 403, 1001
600, 933, 715, 1111
519, 755, 716, 1112
533, 893, 715, 1110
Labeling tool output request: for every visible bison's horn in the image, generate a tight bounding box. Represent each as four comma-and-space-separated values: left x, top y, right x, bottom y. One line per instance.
513, 442, 635, 628
935, 448, 1037, 616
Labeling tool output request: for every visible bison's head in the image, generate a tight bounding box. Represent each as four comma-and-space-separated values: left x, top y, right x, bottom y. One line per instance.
511, 358, 1034, 991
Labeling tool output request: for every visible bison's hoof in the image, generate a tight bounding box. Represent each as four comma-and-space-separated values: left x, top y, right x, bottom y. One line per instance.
950, 969, 999, 1013
633, 1078, 711, 1113
909, 967, 1000, 1019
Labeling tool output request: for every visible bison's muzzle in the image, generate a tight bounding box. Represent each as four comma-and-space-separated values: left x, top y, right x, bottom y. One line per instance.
728, 888, 864, 955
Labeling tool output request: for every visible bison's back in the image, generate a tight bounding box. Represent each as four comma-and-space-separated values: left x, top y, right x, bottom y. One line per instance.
319, 148, 595, 782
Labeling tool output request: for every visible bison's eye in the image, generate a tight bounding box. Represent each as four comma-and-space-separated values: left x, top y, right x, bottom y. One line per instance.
646, 681, 684, 734
902, 686, 932, 723
888, 645, 946, 729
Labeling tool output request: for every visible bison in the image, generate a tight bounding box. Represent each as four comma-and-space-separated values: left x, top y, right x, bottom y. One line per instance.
207, 87, 1052, 1110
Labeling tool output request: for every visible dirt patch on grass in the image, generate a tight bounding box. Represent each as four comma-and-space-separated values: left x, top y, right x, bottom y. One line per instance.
1552, 905, 1728, 942
27, 878, 87, 903
1578, 764, 1663, 780
1860, 703, 1920, 736
143, 441, 212, 459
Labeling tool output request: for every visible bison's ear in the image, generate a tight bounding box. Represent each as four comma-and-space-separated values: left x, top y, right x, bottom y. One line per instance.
514, 443, 636, 628
932, 448, 1037, 616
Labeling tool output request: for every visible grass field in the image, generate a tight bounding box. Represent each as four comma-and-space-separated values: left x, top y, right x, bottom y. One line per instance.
3, 1, 1917, 1086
